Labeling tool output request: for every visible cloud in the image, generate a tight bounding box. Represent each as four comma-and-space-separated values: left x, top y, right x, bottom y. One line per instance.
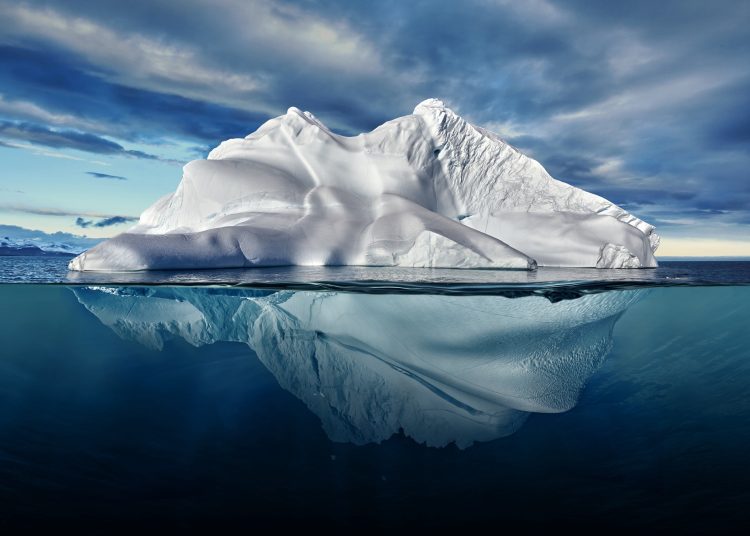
85, 171, 127, 180
75, 215, 136, 228
0, 45, 271, 145
0, 2, 391, 132
0, 120, 164, 159
0, 203, 136, 220
0, 140, 109, 164
0, 4, 264, 106
0, 94, 106, 133
90, 215, 137, 227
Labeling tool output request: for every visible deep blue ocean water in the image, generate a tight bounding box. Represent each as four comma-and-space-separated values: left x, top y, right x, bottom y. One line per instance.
1, 258, 749, 531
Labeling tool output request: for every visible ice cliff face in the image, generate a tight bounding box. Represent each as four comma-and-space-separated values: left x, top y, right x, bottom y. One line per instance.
72, 287, 644, 447
70, 99, 658, 271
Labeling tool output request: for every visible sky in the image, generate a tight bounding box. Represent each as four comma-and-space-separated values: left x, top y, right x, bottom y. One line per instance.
0, 0, 748, 255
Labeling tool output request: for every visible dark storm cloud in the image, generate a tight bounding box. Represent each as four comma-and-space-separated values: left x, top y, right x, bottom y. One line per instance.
86, 172, 128, 181
0, 0, 748, 235
75, 215, 137, 228
94, 216, 137, 227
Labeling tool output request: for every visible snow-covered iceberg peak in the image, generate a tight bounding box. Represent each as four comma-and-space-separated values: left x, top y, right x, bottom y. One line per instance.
69, 99, 658, 271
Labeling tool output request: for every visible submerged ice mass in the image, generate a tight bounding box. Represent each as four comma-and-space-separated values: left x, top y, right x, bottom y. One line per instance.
70, 99, 659, 271
72, 287, 644, 447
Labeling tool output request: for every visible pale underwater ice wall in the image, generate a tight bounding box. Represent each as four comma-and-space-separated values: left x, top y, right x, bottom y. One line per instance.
70, 100, 658, 271
72, 286, 646, 448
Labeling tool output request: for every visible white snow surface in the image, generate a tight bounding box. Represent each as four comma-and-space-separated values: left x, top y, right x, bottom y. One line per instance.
70, 99, 659, 271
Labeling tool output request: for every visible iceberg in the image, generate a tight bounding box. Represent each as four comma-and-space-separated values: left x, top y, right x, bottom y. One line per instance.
69, 99, 658, 271
72, 286, 644, 447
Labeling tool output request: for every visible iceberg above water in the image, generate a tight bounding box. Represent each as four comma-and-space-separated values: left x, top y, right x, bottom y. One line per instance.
70, 99, 659, 271
72, 287, 644, 447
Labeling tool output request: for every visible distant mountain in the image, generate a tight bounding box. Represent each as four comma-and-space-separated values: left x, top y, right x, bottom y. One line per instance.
0, 224, 102, 256
0, 244, 77, 257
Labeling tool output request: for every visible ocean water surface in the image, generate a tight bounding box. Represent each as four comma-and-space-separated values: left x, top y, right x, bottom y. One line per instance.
1, 258, 749, 530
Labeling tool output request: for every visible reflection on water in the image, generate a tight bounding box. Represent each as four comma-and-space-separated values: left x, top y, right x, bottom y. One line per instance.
73, 286, 644, 448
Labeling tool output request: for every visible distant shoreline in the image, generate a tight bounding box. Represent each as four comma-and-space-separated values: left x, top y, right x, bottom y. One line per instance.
0, 246, 76, 257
